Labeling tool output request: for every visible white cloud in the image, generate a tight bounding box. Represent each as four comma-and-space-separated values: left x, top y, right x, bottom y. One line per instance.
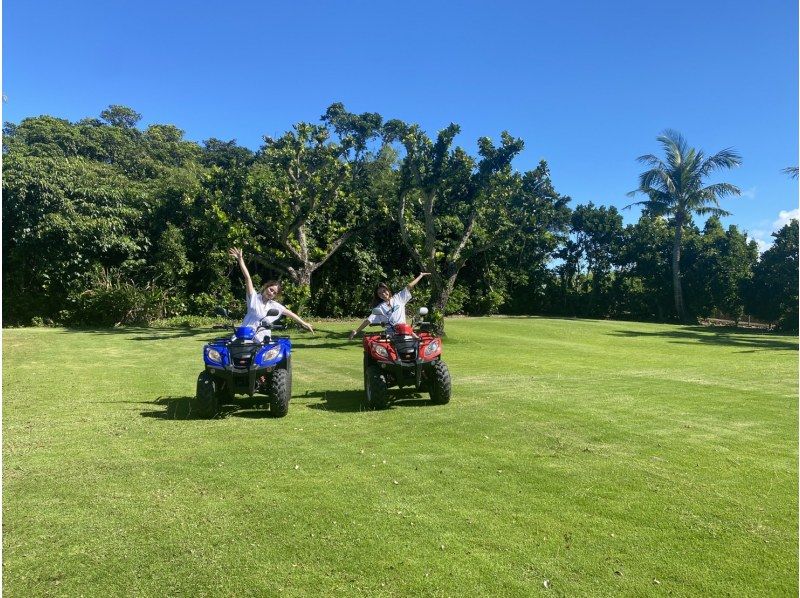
772, 209, 799, 231
750, 237, 772, 253
740, 186, 757, 199
749, 208, 799, 253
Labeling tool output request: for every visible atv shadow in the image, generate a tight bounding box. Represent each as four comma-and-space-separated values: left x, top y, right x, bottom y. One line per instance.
141, 396, 275, 420
140, 396, 200, 420
306, 389, 433, 413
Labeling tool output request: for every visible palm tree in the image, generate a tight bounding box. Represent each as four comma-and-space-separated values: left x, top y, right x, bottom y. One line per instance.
627, 130, 742, 321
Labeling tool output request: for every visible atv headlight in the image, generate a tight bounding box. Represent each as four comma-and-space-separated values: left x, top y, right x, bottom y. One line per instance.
260, 347, 282, 363
207, 348, 223, 363
424, 340, 440, 356
373, 344, 389, 359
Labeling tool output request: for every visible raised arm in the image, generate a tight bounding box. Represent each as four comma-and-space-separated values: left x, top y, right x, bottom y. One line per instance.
229, 247, 255, 297
407, 272, 431, 291
282, 308, 314, 334
349, 318, 372, 340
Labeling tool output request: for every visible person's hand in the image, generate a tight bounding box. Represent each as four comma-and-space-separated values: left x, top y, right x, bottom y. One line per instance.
228, 247, 243, 261
419, 272, 431, 276
303, 322, 315, 334
349, 329, 358, 340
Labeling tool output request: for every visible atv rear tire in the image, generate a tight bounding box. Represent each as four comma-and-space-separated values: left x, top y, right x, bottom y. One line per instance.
428, 361, 451, 405
365, 365, 389, 410
195, 372, 220, 418
268, 367, 290, 418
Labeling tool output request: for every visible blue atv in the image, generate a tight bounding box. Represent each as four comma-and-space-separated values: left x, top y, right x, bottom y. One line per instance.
195, 308, 293, 418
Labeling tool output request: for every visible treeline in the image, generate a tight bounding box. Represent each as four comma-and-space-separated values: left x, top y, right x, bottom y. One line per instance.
3, 105, 797, 331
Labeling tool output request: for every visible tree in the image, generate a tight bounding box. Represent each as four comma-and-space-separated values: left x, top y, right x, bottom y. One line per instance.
568, 203, 624, 316
239, 107, 389, 308
747, 220, 799, 331
627, 130, 742, 321
384, 120, 564, 328
616, 215, 674, 320
100, 105, 142, 129
682, 217, 757, 321
2, 153, 149, 322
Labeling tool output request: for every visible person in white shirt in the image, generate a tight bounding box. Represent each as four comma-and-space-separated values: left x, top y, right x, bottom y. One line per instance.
349, 272, 430, 339
229, 248, 314, 342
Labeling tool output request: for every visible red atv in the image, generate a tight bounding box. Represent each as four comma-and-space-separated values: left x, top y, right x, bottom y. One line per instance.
361, 307, 451, 409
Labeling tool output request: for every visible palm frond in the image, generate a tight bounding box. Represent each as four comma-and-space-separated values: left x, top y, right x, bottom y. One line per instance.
694, 206, 732, 218
639, 167, 672, 193
700, 148, 742, 176
782, 166, 799, 179
658, 129, 688, 169
623, 198, 648, 209
702, 182, 741, 199
635, 153, 665, 168
633, 131, 739, 230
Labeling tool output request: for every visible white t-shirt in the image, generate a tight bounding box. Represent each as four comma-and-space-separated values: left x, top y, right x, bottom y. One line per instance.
242, 291, 286, 330
368, 287, 412, 329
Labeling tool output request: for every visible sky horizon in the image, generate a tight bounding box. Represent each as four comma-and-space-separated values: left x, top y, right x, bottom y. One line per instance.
4, 0, 798, 251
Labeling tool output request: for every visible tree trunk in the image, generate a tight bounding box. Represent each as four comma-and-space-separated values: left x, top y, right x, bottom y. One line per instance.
430, 272, 458, 336
671, 221, 686, 322
286, 266, 313, 313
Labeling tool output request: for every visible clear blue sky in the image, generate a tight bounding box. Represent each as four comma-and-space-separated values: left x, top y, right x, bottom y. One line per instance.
4, 0, 798, 250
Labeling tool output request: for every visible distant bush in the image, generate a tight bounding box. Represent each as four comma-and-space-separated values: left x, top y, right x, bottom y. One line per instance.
70, 280, 182, 327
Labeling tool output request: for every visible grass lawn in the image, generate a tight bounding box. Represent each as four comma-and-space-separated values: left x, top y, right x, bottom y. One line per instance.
3, 317, 798, 596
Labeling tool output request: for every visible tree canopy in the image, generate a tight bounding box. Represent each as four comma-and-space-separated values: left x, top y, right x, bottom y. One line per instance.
3, 107, 795, 331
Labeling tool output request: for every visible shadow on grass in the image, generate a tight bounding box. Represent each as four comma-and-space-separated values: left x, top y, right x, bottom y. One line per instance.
305, 389, 433, 413
611, 326, 798, 351
141, 396, 276, 420
287, 328, 356, 350
58, 327, 217, 342
56, 326, 361, 347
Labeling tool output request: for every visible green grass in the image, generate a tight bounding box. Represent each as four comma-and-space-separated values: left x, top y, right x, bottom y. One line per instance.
3, 317, 797, 596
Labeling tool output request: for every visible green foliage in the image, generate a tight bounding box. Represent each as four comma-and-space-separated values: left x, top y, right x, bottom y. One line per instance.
386, 118, 569, 326
70, 275, 183, 327
747, 220, 799, 331
1, 109, 784, 329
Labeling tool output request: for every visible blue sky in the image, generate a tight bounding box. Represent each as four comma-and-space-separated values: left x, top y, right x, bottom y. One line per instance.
4, 0, 797, 250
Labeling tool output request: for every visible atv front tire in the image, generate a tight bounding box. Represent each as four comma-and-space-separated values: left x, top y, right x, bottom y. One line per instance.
268, 367, 291, 418
195, 372, 220, 418
428, 361, 452, 405
365, 365, 390, 410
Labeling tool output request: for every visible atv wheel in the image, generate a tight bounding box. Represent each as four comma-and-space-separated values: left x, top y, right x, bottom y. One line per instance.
268, 367, 290, 418
428, 361, 452, 405
365, 365, 390, 410
195, 372, 220, 418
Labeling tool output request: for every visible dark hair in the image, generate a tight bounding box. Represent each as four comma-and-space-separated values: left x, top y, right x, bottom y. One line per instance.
372, 282, 392, 307
260, 280, 282, 297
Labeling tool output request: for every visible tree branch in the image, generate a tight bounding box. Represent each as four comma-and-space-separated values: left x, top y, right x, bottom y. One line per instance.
448, 210, 477, 265
398, 189, 425, 268
422, 191, 437, 261
250, 252, 296, 275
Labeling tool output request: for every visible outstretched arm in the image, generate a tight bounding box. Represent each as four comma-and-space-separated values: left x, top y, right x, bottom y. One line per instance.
349, 318, 372, 340
407, 272, 431, 291
283, 308, 314, 334
229, 248, 255, 297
